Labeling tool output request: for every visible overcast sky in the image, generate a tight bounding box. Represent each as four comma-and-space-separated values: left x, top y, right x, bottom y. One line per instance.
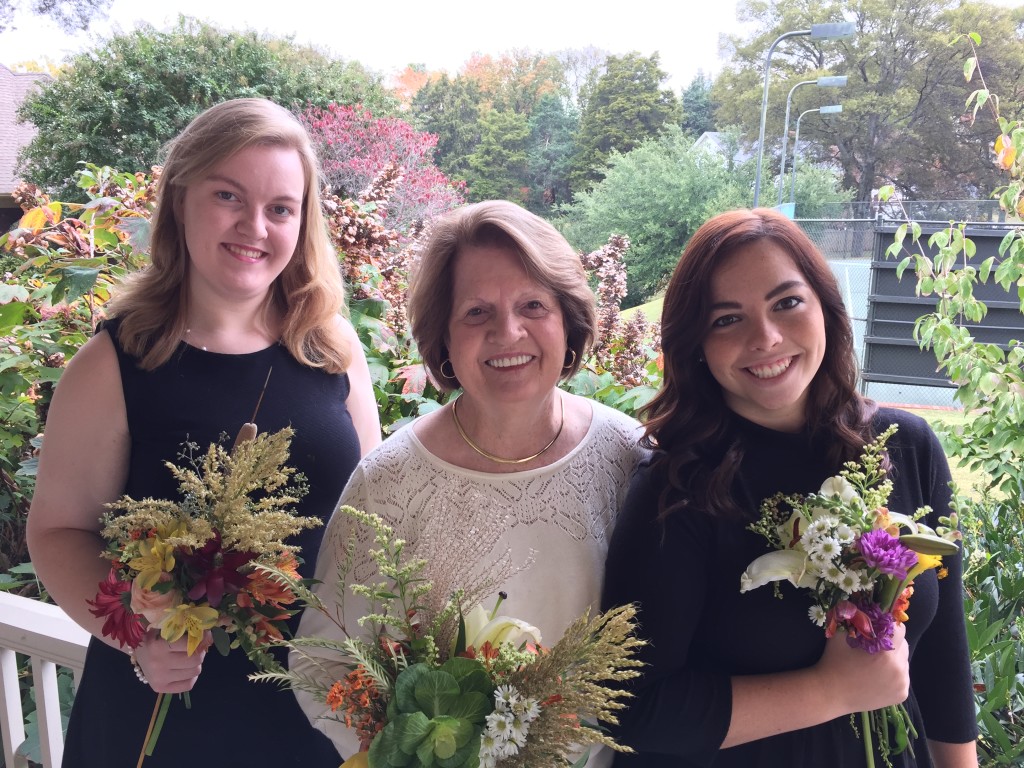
0, 0, 745, 91
2, 0, 1022, 92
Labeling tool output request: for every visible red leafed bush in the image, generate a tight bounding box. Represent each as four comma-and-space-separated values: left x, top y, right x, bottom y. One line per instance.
301, 103, 465, 234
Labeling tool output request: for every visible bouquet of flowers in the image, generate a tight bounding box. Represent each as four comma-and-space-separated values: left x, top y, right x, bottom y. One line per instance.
253, 506, 646, 768
739, 425, 961, 768
87, 423, 321, 764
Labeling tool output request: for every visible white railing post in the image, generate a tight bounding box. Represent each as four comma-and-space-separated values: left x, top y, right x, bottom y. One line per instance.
0, 592, 90, 768
0, 647, 29, 768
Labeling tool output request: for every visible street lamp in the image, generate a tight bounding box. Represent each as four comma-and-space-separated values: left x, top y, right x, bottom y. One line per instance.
752, 21, 856, 207
777, 75, 847, 205
790, 104, 843, 207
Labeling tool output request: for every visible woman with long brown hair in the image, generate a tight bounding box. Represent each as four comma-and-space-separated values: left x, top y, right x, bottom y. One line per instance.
602, 209, 977, 767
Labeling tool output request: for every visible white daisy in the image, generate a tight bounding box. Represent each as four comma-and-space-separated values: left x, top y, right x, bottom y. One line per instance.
809, 604, 827, 626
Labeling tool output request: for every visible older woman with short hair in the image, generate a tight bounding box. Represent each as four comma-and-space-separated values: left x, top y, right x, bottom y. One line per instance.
294, 200, 648, 766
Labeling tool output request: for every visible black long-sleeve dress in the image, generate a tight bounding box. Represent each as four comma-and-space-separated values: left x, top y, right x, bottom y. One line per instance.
602, 408, 977, 767
60, 319, 361, 767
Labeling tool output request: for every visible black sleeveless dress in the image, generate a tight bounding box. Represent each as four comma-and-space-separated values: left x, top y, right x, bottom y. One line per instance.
61, 318, 361, 767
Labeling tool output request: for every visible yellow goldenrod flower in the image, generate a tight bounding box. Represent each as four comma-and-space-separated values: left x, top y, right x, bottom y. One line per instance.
160, 603, 220, 655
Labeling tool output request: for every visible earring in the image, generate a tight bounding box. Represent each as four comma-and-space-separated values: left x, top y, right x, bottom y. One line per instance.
440, 359, 457, 380
563, 348, 577, 370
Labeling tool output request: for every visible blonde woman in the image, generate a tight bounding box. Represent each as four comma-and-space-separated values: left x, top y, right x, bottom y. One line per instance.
27, 98, 380, 766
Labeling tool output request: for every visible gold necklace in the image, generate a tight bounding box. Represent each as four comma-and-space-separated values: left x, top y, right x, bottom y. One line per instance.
452, 395, 565, 465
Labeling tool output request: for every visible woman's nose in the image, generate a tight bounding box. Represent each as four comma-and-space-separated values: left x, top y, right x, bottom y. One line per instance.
490, 309, 526, 343
237, 207, 267, 240
749, 316, 783, 350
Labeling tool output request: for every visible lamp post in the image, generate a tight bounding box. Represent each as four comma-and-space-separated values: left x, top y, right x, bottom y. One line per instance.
790, 104, 843, 207
752, 22, 856, 207
777, 75, 847, 205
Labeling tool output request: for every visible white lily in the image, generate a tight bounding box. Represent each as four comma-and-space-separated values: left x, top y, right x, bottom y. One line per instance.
740, 549, 816, 593
462, 603, 542, 651
820, 475, 860, 504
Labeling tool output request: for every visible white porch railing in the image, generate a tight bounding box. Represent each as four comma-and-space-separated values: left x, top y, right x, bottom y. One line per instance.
0, 592, 89, 768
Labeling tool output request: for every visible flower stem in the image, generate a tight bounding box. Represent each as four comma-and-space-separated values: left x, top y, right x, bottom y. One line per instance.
862, 710, 875, 768
138, 692, 172, 761
137, 693, 163, 767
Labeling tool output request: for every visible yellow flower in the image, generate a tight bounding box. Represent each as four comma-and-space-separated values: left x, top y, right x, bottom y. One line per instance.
129, 536, 177, 590
905, 552, 943, 583
341, 753, 369, 768
160, 603, 220, 655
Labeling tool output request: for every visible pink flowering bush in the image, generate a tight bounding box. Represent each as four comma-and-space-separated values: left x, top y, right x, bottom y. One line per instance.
300, 103, 465, 233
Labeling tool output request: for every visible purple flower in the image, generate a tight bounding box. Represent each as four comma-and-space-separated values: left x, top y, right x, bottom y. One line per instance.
845, 599, 896, 654
857, 529, 918, 581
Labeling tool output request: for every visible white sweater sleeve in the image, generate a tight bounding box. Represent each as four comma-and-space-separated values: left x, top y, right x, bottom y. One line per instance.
289, 464, 371, 759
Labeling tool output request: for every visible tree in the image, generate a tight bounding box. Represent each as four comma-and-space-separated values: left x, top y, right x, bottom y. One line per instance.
0, 0, 111, 33
561, 126, 751, 306
554, 46, 608, 111
409, 73, 485, 183
569, 52, 682, 193
300, 104, 464, 232
391, 64, 436, 109
713, 0, 1024, 202
17, 17, 398, 199
681, 72, 717, 137
465, 107, 530, 202
525, 93, 578, 211
460, 49, 565, 114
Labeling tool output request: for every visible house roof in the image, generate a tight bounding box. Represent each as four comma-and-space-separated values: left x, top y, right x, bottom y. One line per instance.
693, 131, 756, 165
0, 63, 51, 198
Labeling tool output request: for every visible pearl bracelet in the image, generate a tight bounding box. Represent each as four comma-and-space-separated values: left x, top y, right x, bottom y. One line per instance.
129, 649, 149, 685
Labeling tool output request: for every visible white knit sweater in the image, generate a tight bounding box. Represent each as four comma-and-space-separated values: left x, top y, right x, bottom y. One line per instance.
292, 397, 648, 764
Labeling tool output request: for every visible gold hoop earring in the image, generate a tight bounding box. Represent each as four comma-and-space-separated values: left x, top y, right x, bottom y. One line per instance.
563, 348, 577, 370
440, 359, 457, 380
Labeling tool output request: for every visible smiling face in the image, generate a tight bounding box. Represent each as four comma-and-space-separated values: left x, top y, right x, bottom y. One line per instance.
446, 242, 567, 407
181, 143, 305, 307
701, 238, 827, 432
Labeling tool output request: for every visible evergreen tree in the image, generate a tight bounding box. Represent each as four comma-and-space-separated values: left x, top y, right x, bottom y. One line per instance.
525, 93, 578, 211
409, 74, 484, 183
465, 107, 530, 202
569, 52, 681, 193
681, 72, 717, 137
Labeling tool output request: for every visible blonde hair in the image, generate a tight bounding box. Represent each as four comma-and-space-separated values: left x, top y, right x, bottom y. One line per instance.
408, 200, 596, 393
108, 97, 350, 372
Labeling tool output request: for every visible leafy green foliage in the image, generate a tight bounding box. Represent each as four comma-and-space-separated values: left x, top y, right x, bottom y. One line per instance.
17, 17, 398, 199
561, 126, 750, 306
369, 660, 491, 768
881, 33, 1024, 762
0, 165, 153, 580
957, 497, 1024, 764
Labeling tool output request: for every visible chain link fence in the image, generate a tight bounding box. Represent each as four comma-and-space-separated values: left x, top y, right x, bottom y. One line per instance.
796, 216, 962, 408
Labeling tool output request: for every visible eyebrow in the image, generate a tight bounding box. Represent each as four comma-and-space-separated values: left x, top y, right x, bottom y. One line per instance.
205, 173, 303, 205
709, 279, 807, 311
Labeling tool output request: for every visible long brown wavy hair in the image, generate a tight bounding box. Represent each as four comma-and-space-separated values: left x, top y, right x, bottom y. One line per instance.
642, 208, 876, 520
108, 98, 350, 372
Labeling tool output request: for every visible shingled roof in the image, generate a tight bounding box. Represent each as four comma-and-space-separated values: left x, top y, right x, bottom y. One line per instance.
0, 63, 52, 202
